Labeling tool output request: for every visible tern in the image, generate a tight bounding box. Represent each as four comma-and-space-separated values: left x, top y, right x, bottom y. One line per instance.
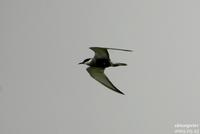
79, 47, 132, 95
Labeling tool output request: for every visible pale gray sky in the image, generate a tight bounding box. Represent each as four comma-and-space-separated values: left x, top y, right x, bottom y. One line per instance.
0, 0, 200, 134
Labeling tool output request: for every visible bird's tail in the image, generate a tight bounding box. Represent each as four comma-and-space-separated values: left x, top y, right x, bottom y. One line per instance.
112, 63, 127, 67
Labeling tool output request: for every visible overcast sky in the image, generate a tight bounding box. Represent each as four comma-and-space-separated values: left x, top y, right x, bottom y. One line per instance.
1, 0, 200, 134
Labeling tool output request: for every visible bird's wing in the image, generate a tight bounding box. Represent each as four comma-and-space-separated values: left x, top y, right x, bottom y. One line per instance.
104, 47, 133, 52
89, 47, 133, 59
87, 67, 124, 95
89, 47, 110, 59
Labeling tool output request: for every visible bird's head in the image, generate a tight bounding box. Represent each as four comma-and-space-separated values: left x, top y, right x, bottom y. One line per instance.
79, 58, 92, 65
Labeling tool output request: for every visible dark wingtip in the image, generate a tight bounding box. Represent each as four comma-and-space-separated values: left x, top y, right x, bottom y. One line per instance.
117, 90, 125, 95
123, 49, 133, 52
121, 92, 125, 95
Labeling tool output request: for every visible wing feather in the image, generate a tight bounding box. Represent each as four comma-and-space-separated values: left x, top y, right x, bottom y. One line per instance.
89, 47, 110, 59
103, 47, 133, 52
87, 67, 124, 95
89, 47, 132, 59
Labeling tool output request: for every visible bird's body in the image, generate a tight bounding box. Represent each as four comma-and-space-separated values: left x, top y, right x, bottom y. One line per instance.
79, 47, 132, 95
88, 58, 111, 68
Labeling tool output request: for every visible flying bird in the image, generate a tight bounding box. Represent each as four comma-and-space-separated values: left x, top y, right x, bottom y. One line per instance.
79, 47, 132, 95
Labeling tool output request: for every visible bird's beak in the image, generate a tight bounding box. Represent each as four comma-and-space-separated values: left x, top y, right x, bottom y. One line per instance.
78, 62, 83, 64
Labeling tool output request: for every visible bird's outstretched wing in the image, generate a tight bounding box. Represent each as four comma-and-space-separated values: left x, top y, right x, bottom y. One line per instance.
89, 47, 133, 59
89, 47, 110, 59
87, 67, 124, 95
103, 47, 133, 52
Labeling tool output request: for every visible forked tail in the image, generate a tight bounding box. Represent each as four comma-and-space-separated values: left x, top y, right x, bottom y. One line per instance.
112, 63, 127, 67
